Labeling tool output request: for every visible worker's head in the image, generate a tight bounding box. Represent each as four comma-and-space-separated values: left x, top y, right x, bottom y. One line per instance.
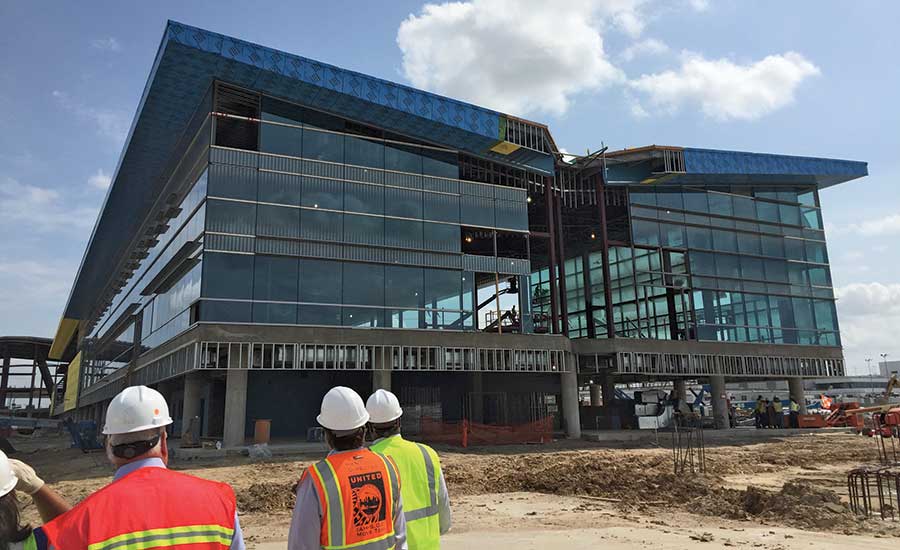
757, 395, 763, 400
366, 389, 403, 439
317, 387, 369, 452
773, 396, 779, 400
0, 450, 29, 545
103, 386, 173, 467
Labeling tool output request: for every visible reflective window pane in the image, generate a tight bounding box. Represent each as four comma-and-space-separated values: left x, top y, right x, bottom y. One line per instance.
202, 252, 253, 299
385, 219, 423, 249
385, 188, 423, 219
301, 177, 343, 210
424, 269, 462, 310
385, 266, 424, 308
298, 304, 341, 325
206, 199, 256, 235
254, 255, 299, 301
252, 302, 297, 324
257, 204, 299, 239
344, 183, 383, 214
342, 262, 384, 306
299, 259, 342, 303
303, 128, 344, 163
344, 214, 384, 246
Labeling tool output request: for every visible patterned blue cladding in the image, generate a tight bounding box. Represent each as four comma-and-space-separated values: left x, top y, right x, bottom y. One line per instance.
683, 148, 868, 187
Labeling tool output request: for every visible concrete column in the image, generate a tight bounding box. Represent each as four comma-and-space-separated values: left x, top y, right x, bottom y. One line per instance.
600, 371, 619, 429
673, 379, 688, 403
560, 359, 581, 439
788, 378, 807, 415
372, 349, 392, 392
709, 375, 729, 430
223, 370, 248, 448
469, 372, 484, 423
182, 374, 203, 436
589, 384, 602, 407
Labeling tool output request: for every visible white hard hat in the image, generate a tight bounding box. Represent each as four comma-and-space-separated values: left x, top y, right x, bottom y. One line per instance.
366, 389, 403, 424
0, 451, 17, 497
103, 385, 173, 435
317, 386, 370, 431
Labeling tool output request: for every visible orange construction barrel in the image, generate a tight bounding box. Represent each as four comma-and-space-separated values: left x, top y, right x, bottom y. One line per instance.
253, 419, 272, 444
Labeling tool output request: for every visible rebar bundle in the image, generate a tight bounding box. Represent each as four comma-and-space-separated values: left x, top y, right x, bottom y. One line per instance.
848, 466, 900, 520
672, 413, 706, 475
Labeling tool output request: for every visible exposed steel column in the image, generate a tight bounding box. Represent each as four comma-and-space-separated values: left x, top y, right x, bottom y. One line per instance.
545, 177, 560, 334
0, 347, 9, 409
595, 172, 616, 338
555, 188, 569, 336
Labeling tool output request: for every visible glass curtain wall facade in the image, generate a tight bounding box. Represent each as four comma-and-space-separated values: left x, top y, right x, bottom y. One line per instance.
201, 88, 532, 332
560, 183, 839, 346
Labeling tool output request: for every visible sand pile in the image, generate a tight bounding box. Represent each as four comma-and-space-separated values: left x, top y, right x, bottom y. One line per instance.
716, 481, 855, 531
237, 482, 296, 513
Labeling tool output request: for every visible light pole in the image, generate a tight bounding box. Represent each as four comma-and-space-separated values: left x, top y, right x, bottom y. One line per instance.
866, 357, 873, 376
881, 353, 890, 377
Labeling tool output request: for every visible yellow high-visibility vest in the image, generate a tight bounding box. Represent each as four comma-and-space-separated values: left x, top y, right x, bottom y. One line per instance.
371, 435, 442, 550
790, 401, 800, 412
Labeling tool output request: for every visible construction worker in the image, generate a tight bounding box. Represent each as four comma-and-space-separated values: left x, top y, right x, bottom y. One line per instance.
772, 395, 784, 429
367, 389, 451, 549
789, 397, 801, 428
0, 452, 71, 548
754, 396, 765, 429
30, 385, 245, 549
290, 386, 406, 550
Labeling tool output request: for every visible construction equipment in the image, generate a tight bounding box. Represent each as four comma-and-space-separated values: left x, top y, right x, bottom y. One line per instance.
824, 401, 864, 430
63, 418, 103, 453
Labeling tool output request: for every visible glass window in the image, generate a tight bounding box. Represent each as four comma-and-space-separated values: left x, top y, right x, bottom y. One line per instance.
343, 307, 383, 327
253, 255, 298, 301
792, 298, 815, 330
303, 127, 344, 163
813, 300, 838, 331
756, 201, 781, 224
788, 263, 809, 285
736, 233, 761, 255
252, 302, 297, 324
208, 165, 258, 201
716, 254, 741, 279
801, 207, 822, 229
495, 200, 527, 231
689, 251, 717, 276
385, 188, 423, 219
260, 112, 302, 157
460, 195, 495, 227
424, 222, 461, 253
202, 252, 254, 299
385, 219, 423, 249
686, 226, 712, 249
806, 241, 828, 263
424, 193, 459, 223
707, 193, 733, 217
656, 192, 683, 211
199, 300, 251, 323
206, 199, 256, 235
760, 235, 784, 257
344, 214, 384, 246
683, 192, 709, 213
660, 223, 685, 248
712, 230, 738, 253
301, 177, 342, 210
421, 150, 458, 178
798, 190, 816, 206
298, 304, 341, 325
784, 238, 805, 261
257, 204, 299, 238
779, 204, 801, 226
731, 195, 755, 220
385, 142, 422, 173
630, 191, 656, 207
740, 256, 765, 280
632, 219, 660, 246
387, 308, 422, 329
344, 183, 383, 215
764, 259, 789, 283
808, 266, 832, 286
342, 262, 384, 306
385, 266, 424, 308
299, 259, 342, 303
258, 171, 301, 205
424, 269, 463, 310
300, 209, 342, 242
344, 134, 384, 169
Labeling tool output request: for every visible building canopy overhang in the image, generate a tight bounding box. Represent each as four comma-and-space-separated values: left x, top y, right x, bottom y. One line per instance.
605, 145, 868, 188
57, 20, 556, 327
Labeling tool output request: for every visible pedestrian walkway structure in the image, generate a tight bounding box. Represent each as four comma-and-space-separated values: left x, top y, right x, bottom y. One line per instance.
49, 22, 867, 443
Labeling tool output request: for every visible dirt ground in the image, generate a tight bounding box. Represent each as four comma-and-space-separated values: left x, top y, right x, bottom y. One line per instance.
10, 429, 900, 549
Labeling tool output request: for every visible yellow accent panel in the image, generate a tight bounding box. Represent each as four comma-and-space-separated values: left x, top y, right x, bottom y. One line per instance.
489, 141, 521, 155
64, 352, 82, 412
49, 317, 79, 360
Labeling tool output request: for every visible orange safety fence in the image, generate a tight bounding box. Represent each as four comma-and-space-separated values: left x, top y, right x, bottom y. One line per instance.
417, 416, 554, 447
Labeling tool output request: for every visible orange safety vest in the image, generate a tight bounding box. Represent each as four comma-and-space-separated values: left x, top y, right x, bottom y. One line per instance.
33, 466, 236, 550
304, 449, 401, 550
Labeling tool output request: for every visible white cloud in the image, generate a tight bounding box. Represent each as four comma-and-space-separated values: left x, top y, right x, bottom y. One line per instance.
620, 38, 670, 62
628, 51, 821, 120
840, 213, 900, 237
397, 0, 629, 116
91, 37, 121, 52
0, 259, 78, 336
0, 176, 98, 232
88, 169, 112, 190
687, 0, 710, 11
51, 90, 129, 145
834, 282, 900, 374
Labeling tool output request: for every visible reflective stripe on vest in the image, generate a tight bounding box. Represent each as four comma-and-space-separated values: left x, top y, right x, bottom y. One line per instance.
87, 525, 235, 550
308, 451, 399, 550
404, 444, 439, 523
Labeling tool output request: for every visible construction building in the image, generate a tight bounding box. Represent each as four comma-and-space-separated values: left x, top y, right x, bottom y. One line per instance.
48, 22, 867, 445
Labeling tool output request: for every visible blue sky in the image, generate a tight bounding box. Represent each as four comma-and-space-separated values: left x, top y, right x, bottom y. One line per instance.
0, 0, 897, 374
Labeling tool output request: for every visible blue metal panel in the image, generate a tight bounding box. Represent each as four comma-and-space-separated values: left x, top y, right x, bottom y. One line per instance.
683, 148, 868, 188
